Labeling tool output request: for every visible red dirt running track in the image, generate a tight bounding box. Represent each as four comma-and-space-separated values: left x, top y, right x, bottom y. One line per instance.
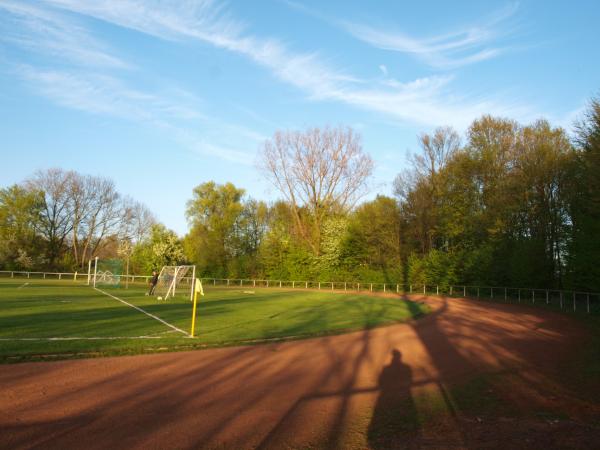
0, 296, 594, 449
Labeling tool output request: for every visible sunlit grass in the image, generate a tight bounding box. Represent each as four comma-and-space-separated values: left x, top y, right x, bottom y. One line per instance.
0, 279, 429, 361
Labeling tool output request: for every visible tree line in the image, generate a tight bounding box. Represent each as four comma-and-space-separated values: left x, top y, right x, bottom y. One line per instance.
1, 97, 598, 291
0, 169, 156, 272
183, 100, 600, 292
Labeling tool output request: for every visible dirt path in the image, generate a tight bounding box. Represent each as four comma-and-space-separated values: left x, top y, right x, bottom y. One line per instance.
0, 296, 597, 449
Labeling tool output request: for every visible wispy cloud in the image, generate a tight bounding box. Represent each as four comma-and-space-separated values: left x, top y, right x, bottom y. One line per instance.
16, 64, 260, 163
36, 0, 533, 129
1, 0, 267, 163
341, 3, 520, 69
0, 1, 130, 69
41, 0, 358, 96
16, 65, 202, 122
284, 0, 520, 70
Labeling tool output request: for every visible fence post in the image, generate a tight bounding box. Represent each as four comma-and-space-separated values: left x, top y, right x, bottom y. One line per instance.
306, 281, 308, 289
358, 283, 360, 291
504, 288, 507, 301
560, 291, 563, 309
253, 279, 256, 287
292, 281, 295, 288
396, 284, 399, 294
450, 286, 453, 296
546, 290, 549, 304
267, 280, 269, 288
436, 285, 439, 295
573, 292, 576, 312
59, 273, 62, 280
11, 272, 14, 278
280, 280, 282, 288
491, 287, 493, 299
345, 282, 347, 291
423, 285, 426, 294
370, 283, 373, 292
43, 273, 46, 279
214, 279, 216, 285
463, 286, 466, 297
383, 284, 386, 293
410, 284, 413, 293
518, 289, 521, 302
331, 282, 334, 291
477, 287, 480, 299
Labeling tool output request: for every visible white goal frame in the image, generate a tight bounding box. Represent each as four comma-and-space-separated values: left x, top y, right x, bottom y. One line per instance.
157, 265, 196, 301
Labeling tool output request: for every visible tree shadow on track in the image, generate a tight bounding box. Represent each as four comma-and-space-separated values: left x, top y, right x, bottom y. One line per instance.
2, 294, 597, 450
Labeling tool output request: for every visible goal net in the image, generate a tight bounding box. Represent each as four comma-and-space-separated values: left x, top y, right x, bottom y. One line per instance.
155, 265, 196, 300
93, 259, 123, 288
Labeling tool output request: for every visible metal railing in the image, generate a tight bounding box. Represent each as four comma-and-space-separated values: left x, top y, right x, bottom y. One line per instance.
200, 278, 600, 314
0, 270, 153, 283
1, 270, 598, 314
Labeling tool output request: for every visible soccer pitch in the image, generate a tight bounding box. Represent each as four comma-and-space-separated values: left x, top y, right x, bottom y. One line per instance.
0, 278, 429, 361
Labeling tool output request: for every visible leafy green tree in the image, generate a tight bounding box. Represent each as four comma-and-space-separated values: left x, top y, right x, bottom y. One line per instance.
131, 224, 184, 274
315, 215, 349, 280
343, 196, 403, 283
394, 115, 576, 289
568, 97, 600, 291
256, 201, 306, 280
184, 181, 246, 277
0, 185, 44, 269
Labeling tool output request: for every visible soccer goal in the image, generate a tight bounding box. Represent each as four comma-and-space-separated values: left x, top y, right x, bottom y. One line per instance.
155, 265, 196, 301
92, 258, 123, 288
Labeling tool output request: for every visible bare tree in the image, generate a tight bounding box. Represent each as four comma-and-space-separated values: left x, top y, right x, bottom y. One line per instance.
77, 176, 122, 266
26, 168, 75, 267
412, 126, 460, 181
120, 198, 156, 244
27, 169, 149, 269
394, 127, 460, 253
260, 126, 373, 254
69, 173, 95, 267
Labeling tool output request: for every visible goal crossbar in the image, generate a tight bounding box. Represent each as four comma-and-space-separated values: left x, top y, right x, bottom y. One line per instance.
157, 265, 196, 301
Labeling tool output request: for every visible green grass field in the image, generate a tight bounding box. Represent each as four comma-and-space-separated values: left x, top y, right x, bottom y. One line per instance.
0, 278, 429, 362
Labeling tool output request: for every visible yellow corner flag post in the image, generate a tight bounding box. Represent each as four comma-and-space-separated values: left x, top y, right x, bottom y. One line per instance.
190, 278, 204, 337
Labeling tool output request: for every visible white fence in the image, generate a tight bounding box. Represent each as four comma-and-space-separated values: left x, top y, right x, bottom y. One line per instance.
199, 278, 600, 314
1, 270, 598, 314
0, 270, 153, 284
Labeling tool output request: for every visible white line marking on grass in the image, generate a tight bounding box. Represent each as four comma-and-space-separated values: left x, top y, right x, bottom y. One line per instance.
17, 282, 30, 289
94, 287, 189, 337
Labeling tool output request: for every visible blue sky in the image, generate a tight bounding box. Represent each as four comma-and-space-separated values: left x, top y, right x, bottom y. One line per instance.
1, 1, 598, 235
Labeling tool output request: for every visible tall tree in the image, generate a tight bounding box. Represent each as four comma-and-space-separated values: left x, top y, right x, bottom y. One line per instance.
0, 185, 43, 269
344, 196, 403, 282
69, 174, 123, 269
568, 97, 600, 291
260, 126, 373, 255
394, 126, 460, 253
26, 169, 75, 268
185, 181, 246, 276
131, 224, 185, 274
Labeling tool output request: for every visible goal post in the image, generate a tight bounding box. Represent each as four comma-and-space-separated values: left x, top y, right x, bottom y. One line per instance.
155, 265, 196, 301
93, 258, 124, 288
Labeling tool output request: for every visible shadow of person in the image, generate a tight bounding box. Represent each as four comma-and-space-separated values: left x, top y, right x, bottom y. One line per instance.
367, 349, 419, 449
